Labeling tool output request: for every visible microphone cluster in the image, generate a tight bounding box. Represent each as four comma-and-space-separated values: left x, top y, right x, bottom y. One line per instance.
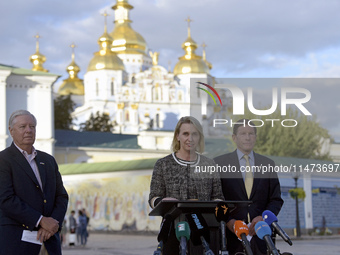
153, 212, 216, 255
152, 209, 292, 255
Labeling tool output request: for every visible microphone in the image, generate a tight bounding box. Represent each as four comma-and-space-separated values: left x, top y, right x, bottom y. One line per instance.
234, 220, 253, 255
214, 202, 229, 254
157, 214, 173, 243
255, 221, 279, 255
175, 222, 191, 255
262, 210, 293, 246
153, 240, 163, 255
186, 213, 215, 255
153, 214, 173, 254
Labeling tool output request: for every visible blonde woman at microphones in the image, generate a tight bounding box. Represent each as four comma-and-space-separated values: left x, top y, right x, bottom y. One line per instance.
149, 116, 224, 255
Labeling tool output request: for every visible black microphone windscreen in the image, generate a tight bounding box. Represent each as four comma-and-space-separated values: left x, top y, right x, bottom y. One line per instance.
157, 214, 173, 243
185, 213, 210, 246
215, 201, 230, 222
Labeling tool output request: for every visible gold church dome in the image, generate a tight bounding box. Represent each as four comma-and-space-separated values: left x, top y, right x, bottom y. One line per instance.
30, 34, 48, 72
202, 42, 213, 70
58, 44, 84, 95
88, 13, 125, 72
173, 18, 210, 75
110, 0, 147, 55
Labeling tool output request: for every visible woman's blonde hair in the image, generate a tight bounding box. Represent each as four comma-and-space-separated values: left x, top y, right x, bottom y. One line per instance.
171, 116, 205, 153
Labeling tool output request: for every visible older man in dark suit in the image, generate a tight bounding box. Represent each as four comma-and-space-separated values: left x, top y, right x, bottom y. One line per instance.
0, 110, 68, 255
214, 119, 283, 255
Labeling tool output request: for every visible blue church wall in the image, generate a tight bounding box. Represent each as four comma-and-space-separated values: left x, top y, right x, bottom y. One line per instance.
278, 186, 305, 229
278, 186, 340, 229
312, 187, 340, 228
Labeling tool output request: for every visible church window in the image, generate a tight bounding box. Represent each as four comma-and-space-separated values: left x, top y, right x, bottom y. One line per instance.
155, 113, 160, 128
155, 88, 159, 100
178, 91, 183, 101
111, 79, 114, 95
96, 79, 99, 96
153, 86, 160, 101
125, 110, 130, 122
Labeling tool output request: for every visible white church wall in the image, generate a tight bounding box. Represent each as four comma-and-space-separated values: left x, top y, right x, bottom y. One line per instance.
138, 130, 173, 151
0, 70, 11, 151
2, 70, 58, 155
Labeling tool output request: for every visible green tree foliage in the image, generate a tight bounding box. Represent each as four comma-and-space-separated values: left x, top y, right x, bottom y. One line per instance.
80, 111, 114, 132
289, 187, 306, 201
54, 95, 76, 130
240, 107, 332, 159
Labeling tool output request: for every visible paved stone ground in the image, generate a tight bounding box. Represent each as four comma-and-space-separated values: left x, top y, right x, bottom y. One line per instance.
61, 232, 340, 255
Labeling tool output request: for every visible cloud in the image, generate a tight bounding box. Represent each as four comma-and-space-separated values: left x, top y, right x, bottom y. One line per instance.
2, 0, 340, 78
1, 0, 340, 139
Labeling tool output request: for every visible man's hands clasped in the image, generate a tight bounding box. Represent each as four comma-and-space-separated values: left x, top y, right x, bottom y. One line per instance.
37, 217, 59, 242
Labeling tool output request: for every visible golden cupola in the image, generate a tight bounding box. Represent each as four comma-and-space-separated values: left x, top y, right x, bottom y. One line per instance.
202, 42, 213, 70
58, 43, 84, 95
110, 0, 147, 55
29, 33, 48, 72
173, 17, 210, 75
88, 12, 125, 71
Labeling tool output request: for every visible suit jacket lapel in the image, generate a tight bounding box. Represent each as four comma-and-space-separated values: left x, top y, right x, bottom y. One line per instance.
35, 154, 46, 190
9, 143, 42, 188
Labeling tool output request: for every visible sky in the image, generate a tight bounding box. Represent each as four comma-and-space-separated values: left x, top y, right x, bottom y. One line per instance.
1, 0, 340, 141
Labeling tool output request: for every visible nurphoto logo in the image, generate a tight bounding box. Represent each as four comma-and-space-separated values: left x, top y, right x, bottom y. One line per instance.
195, 80, 312, 128
214, 84, 311, 116
196, 82, 223, 106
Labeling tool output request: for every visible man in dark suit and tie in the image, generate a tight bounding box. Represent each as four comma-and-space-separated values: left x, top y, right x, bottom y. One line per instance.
0, 110, 69, 255
214, 119, 283, 255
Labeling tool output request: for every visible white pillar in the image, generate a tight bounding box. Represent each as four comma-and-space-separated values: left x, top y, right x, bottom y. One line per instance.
0, 70, 11, 151
29, 75, 59, 156
303, 177, 313, 230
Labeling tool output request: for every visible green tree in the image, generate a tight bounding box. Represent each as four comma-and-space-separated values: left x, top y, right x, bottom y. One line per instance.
54, 95, 76, 130
237, 107, 332, 159
80, 111, 114, 132
289, 187, 306, 201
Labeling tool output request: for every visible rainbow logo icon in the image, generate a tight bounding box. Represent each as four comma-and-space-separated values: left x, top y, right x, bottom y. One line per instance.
196, 82, 223, 106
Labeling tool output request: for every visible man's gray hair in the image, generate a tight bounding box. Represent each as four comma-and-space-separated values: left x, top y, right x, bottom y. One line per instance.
9, 110, 37, 128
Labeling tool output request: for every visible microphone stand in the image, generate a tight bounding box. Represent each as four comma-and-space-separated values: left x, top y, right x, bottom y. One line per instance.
266, 231, 292, 255
219, 221, 228, 255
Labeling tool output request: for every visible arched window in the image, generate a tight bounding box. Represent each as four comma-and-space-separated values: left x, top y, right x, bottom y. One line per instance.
178, 91, 183, 101
111, 78, 114, 96
96, 78, 99, 96
125, 110, 130, 122
155, 113, 160, 128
